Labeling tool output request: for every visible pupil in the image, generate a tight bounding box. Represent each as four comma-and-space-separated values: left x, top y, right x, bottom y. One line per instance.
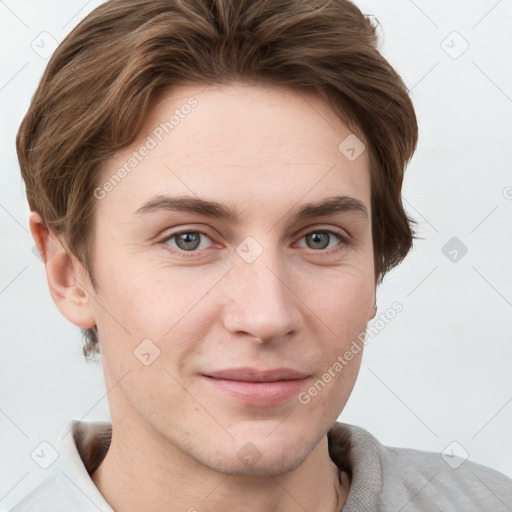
177, 233, 200, 250
309, 232, 328, 249
174, 232, 330, 252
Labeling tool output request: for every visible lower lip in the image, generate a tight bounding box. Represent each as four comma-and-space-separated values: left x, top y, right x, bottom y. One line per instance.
202, 376, 309, 406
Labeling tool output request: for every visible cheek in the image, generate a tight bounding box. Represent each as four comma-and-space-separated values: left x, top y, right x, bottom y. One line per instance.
91, 265, 230, 386
304, 265, 374, 332
300, 267, 373, 404
93, 253, 214, 336
297, 348, 363, 432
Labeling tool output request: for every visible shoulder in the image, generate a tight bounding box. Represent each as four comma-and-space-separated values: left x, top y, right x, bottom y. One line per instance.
9, 475, 59, 512
381, 443, 512, 510
329, 422, 512, 511
9, 419, 113, 512
9, 469, 112, 512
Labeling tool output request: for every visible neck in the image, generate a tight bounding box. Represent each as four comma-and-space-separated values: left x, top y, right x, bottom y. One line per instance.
91, 419, 350, 512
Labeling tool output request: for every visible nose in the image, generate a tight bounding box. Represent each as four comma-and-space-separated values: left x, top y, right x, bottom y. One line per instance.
221, 241, 303, 343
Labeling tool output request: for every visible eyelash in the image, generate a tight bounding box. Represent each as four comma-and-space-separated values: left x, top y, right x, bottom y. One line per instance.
159, 227, 349, 258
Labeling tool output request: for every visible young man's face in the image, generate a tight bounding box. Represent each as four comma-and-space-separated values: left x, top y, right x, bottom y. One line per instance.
81, 83, 375, 475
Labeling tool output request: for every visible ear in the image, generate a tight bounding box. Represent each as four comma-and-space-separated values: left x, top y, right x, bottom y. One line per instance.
369, 297, 377, 320
29, 211, 96, 329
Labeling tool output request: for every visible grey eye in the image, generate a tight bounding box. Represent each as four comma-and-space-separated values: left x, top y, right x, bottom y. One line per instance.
171, 232, 205, 251
302, 231, 341, 250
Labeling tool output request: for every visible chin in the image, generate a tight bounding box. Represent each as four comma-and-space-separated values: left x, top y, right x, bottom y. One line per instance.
195, 419, 322, 476
207, 443, 310, 477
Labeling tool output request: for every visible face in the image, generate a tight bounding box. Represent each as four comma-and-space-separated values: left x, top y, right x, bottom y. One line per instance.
84, 83, 375, 475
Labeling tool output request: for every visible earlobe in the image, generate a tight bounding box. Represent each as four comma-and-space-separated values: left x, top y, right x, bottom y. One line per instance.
29, 211, 96, 329
370, 300, 377, 320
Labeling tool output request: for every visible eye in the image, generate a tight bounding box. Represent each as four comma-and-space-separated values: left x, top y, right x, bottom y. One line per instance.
159, 227, 348, 257
296, 229, 347, 252
162, 230, 213, 253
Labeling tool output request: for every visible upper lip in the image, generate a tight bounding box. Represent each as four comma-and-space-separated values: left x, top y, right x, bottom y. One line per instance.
204, 367, 310, 382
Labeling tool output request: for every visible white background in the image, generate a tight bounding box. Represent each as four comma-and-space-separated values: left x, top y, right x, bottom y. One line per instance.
1, 0, 511, 509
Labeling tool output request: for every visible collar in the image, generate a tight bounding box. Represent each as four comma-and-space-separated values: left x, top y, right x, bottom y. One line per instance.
51, 419, 384, 511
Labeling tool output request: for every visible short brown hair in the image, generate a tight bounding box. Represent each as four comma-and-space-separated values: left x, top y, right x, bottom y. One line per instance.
16, 0, 419, 361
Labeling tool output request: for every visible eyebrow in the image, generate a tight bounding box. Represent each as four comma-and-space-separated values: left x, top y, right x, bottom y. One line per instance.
134, 194, 369, 223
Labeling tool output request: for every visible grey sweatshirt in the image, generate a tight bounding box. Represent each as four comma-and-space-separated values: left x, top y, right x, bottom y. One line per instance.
10, 419, 512, 511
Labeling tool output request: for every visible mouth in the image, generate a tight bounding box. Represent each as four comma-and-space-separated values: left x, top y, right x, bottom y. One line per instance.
201, 367, 310, 406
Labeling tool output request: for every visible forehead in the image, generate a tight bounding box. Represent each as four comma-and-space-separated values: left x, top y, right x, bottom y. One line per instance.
95, 83, 371, 220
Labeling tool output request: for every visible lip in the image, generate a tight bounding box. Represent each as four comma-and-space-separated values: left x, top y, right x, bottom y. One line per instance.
202, 367, 310, 406
204, 367, 310, 382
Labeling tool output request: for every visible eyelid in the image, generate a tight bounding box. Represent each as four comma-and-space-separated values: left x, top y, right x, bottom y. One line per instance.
293, 226, 349, 252
295, 224, 354, 246
159, 224, 350, 255
159, 227, 217, 252
295, 224, 350, 240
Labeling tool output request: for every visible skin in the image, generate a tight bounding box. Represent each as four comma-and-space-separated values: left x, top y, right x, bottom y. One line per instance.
30, 83, 377, 512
